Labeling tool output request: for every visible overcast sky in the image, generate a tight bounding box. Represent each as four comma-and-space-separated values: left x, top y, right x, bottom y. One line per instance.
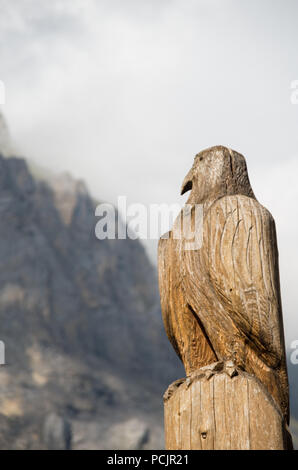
0, 0, 297, 347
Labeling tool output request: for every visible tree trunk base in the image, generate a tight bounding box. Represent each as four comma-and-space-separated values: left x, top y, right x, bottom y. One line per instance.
164, 369, 293, 450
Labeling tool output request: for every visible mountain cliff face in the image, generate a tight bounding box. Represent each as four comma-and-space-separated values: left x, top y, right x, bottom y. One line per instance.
0, 153, 183, 449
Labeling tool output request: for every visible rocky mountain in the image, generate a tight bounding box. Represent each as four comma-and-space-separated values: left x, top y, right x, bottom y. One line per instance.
0, 150, 183, 449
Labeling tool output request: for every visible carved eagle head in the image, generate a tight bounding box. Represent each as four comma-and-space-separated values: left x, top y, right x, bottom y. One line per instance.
181, 145, 256, 204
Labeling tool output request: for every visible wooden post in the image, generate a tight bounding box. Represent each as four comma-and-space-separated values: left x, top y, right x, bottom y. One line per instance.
164, 367, 293, 450
158, 146, 293, 450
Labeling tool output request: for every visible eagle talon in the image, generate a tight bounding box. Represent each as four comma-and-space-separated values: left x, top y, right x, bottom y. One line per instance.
224, 360, 239, 378
205, 370, 214, 381
186, 372, 205, 388
163, 378, 185, 401
186, 361, 225, 387
201, 361, 224, 373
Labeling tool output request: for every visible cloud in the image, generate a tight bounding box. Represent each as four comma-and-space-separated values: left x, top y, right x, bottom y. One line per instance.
253, 157, 298, 345
0, 0, 297, 345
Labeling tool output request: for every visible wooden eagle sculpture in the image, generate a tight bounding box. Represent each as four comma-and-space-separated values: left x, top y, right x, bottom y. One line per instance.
158, 145, 289, 425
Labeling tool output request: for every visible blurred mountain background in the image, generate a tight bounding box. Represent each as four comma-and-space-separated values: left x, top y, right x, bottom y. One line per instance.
0, 113, 296, 449
0, 113, 184, 449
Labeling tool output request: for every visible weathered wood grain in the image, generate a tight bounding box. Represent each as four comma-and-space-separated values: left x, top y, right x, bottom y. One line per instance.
164, 370, 291, 450
159, 146, 292, 449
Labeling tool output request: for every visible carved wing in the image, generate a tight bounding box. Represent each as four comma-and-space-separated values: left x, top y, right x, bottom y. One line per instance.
183, 195, 287, 369
158, 234, 182, 361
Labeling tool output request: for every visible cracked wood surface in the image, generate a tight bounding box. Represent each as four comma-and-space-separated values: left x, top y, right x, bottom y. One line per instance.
158, 146, 291, 449
164, 371, 291, 450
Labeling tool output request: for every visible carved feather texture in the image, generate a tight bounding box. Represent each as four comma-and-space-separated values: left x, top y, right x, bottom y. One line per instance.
158, 147, 289, 423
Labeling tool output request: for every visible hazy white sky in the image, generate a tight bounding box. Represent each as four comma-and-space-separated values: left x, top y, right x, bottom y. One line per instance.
0, 0, 297, 346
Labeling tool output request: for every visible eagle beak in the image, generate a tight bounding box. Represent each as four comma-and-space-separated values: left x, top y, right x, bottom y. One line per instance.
181, 169, 193, 195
